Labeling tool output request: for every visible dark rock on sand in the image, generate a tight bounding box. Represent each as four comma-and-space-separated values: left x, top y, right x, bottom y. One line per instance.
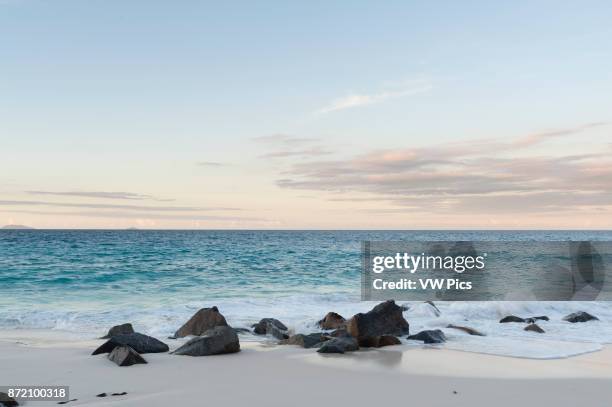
173, 306, 228, 338
108, 345, 148, 366
112, 392, 127, 396
56, 399, 77, 405
346, 300, 409, 341
100, 323, 134, 339
499, 315, 526, 323
358, 335, 402, 347
0, 392, 18, 406
279, 333, 328, 349
172, 326, 240, 356
92, 333, 169, 355
563, 311, 599, 323
318, 312, 346, 330
524, 323, 545, 333
407, 329, 447, 344
329, 328, 350, 337
378, 335, 402, 347
252, 318, 289, 340
232, 327, 252, 334
446, 324, 486, 336
317, 336, 359, 354
96, 393, 107, 398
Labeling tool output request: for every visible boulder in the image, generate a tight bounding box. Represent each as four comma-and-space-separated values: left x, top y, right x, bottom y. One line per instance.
172, 326, 240, 356
359, 335, 402, 347
563, 311, 599, 323
232, 327, 252, 335
173, 306, 228, 338
524, 324, 545, 333
346, 300, 409, 342
500, 315, 550, 324
0, 392, 18, 406
446, 324, 486, 336
279, 333, 328, 349
317, 336, 359, 354
252, 318, 289, 340
100, 323, 135, 339
318, 312, 346, 330
525, 316, 549, 323
92, 333, 169, 355
329, 328, 349, 337
378, 335, 402, 347
407, 329, 447, 344
499, 315, 525, 323
108, 345, 148, 366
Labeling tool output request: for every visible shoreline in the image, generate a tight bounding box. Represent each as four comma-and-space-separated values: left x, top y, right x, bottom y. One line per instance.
1, 329, 612, 406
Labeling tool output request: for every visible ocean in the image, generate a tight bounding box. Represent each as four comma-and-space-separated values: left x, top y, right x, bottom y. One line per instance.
1, 230, 611, 359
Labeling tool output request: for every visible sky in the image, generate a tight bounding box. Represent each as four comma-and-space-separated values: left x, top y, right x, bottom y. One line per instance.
1, 1, 611, 229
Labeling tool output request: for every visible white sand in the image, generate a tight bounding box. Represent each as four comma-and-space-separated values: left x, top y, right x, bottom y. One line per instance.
1, 329, 612, 406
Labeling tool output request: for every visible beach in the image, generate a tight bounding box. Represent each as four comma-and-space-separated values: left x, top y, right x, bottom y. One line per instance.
2, 329, 612, 407
2, 231, 612, 406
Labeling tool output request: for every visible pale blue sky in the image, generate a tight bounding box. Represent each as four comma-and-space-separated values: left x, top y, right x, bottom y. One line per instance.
1, 1, 611, 228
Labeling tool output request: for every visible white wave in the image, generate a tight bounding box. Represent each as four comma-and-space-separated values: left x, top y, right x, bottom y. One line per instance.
1, 298, 610, 359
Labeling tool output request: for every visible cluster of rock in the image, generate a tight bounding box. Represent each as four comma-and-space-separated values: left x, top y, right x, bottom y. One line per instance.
91, 302, 601, 366
498, 311, 599, 334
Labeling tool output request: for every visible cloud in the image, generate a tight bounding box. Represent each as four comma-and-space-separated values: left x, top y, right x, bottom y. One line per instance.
276, 122, 612, 214
197, 161, 226, 167
253, 134, 331, 159
316, 79, 432, 114
1, 209, 260, 222
251, 134, 318, 145
26, 190, 173, 201
0, 200, 240, 212
260, 146, 333, 159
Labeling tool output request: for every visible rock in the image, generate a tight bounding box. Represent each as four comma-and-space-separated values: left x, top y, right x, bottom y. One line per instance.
500, 315, 550, 324
252, 318, 289, 339
499, 315, 525, 323
446, 324, 486, 336
329, 328, 349, 337
346, 300, 409, 342
378, 335, 402, 347
232, 327, 252, 335
317, 336, 359, 354
108, 345, 148, 366
0, 392, 18, 406
173, 306, 228, 338
112, 392, 127, 396
172, 326, 240, 356
279, 333, 328, 349
92, 333, 169, 355
96, 393, 107, 398
407, 329, 447, 344
318, 312, 346, 330
524, 316, 549, 323
563, 311, 599, 323
359, 335, 402, 347
100, 323, 135, 339
524, 324, 545, 333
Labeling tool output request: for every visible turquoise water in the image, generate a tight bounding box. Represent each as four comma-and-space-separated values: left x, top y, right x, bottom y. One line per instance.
1, 230, 612, 358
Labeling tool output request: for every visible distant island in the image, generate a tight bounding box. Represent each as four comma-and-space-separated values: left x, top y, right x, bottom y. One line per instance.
1, 224, 35, 230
